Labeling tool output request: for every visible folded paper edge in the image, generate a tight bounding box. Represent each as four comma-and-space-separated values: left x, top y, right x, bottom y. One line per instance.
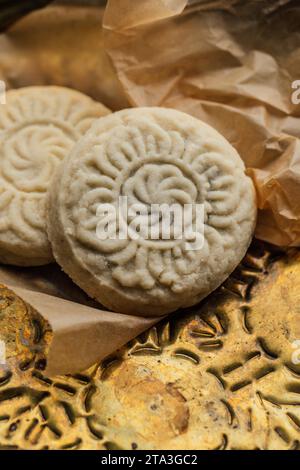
3, 284, 162, 376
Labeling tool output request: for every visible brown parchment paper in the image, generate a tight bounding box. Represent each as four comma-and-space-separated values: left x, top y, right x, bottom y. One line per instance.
104, 0, 300, 247
0, 264, 159, 376
0, 1, 300, 376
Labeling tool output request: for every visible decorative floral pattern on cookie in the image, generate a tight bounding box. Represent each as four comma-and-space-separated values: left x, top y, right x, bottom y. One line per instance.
0, 86, 110, 266
47, 108, 256, 315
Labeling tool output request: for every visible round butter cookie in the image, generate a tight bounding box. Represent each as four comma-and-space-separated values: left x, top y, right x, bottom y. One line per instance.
47, 108, 257, 316
0, 86, 110, 266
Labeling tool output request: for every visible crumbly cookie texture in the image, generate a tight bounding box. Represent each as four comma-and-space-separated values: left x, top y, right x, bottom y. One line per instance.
47, 107, 257, 316
0, 86, 110, 266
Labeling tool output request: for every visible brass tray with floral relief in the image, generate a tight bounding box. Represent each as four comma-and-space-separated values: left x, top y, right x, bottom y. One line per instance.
0, 241, 300, 450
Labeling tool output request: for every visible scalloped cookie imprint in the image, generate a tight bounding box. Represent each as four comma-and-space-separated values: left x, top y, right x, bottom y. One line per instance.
0, 86, 110, 266
47, 108, 257, 316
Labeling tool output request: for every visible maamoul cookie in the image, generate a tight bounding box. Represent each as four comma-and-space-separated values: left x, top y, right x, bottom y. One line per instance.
0, 86, 110, 266
47, 108, 257, 316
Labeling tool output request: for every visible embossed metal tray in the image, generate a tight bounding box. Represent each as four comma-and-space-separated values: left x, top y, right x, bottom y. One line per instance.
0, 241, 299, 450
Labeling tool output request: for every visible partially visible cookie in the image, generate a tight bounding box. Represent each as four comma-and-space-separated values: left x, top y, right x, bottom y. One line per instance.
0, 86, 110, 266
47, 107, 257, 316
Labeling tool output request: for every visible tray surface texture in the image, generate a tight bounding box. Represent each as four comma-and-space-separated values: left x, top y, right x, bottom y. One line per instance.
0, 241, 299, 450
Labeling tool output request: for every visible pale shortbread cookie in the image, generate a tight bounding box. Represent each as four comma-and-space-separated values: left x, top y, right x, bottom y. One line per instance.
0, 86, 110, 266
47, 108, 257, 316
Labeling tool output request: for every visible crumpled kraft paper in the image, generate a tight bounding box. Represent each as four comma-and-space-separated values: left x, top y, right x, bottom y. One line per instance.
104, 0, 300, 247
0, 1, 299, 376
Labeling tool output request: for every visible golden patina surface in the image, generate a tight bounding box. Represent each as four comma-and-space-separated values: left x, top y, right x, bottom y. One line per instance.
0, 241, 300, 450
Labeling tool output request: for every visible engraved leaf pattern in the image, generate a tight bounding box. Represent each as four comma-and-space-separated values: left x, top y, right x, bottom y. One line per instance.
0, 242, 299, 449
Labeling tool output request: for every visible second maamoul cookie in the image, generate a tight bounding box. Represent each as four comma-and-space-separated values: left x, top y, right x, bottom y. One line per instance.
0, 86, 110, 266
47, 107, 257, 316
